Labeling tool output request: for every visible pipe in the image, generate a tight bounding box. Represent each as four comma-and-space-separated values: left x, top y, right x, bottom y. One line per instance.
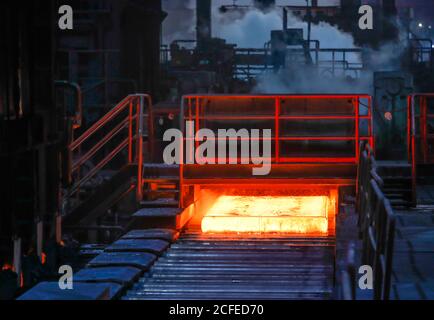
196, 0, 212, 49
13, 238, 21, 287
54, 81, 83, 129
306, 0, 312, 45
36, 221, 43, 263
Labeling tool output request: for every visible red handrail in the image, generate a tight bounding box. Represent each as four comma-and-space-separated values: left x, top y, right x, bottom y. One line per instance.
70, 95, 131, 151
180, 94, 374, 165
178, 94, 374, 208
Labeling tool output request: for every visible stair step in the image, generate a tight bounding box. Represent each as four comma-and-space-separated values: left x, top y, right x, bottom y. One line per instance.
145, 189, 179, 195
385, 194, 409, 200
376, 161, 411, 168
383, 193, 411, 198
142, 164, 179, 177
140, 199, 179, 208
382, 181, 412, 187
376, 162, 412, 178
134, 208, 182, 218
390, 199, 412, 207
143, 164, 179, 169
383, 188, 412, 193
142, 176, 179, 183
382, 176, 412, 180
130, 206, 182, 230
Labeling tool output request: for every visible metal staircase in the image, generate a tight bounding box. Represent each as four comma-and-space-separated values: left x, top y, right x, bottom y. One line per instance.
62, 94, 153, 228
376, 162, 414, 208
128, 164, 182, 230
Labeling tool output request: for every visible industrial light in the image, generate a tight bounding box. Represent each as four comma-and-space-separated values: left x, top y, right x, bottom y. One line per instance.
384, 112, 393, 121
418, 23, 423, 28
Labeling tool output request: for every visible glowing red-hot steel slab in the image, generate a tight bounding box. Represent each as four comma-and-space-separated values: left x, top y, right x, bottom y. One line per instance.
201, 195, 330, 234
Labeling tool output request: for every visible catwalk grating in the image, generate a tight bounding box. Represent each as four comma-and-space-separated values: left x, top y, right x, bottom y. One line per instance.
124, 228, 336, 300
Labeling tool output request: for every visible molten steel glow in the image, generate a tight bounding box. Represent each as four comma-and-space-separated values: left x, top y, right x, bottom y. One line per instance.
201, 195, 329, 234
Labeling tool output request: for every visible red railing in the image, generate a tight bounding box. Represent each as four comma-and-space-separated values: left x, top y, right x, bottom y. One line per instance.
408, 94, 434, 204
66, 94, 153, 209
180, 94, 374, 165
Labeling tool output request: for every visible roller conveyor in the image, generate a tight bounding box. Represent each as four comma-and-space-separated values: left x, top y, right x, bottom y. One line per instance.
124, 228, 335, 300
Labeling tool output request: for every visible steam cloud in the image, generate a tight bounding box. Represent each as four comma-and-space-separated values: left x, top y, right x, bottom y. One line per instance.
163, 1, 408, 95
162, 0, 196, 44
212, 5, 365, 94
213, 6, 356, 49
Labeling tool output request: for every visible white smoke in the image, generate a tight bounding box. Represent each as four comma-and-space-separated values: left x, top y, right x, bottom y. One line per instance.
213, 8, 282, 48
163, 1, 347, 48
211, 5, 366, 94
364, 18, 409, 72
253, 70, 373, 94
162, 0, 196, 45
162, 1, 407, 95
213, 4, 356, 50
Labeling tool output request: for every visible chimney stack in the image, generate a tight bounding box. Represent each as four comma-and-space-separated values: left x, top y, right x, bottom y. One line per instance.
196, 0, 212, 49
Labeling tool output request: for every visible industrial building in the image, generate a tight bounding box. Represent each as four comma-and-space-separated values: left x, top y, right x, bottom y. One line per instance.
0, 0, 433, 301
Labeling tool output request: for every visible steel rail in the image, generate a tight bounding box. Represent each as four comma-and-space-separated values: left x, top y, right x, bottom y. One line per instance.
68, 138, 129, 197
65, 94, 153, 213
71, 117, 130, 172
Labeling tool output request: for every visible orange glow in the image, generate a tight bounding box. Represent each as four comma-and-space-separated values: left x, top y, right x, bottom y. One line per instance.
2, 263, 13, 271
201, 195, 330, 234
41, 252, 47, 265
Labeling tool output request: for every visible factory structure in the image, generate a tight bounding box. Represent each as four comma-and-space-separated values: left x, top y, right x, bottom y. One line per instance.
0, 0, 433, 300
